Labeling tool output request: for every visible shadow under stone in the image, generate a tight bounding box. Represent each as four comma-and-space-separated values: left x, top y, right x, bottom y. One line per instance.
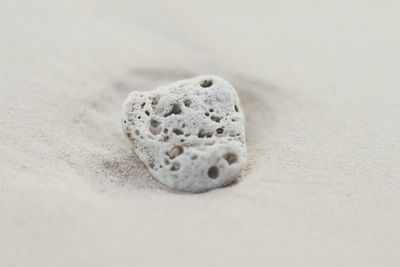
90, 67, 278, 193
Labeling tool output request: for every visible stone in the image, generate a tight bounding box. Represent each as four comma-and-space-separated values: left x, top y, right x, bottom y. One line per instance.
121, 75, 246, 192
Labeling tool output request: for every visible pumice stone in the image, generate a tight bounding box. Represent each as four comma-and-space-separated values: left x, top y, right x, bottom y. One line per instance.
121, 75, 246, 192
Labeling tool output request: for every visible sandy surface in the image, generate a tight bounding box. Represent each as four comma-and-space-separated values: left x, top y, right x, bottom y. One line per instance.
1, 1, 400, 266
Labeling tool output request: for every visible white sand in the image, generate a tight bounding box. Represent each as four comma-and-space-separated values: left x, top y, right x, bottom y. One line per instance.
1, 1, 399, 266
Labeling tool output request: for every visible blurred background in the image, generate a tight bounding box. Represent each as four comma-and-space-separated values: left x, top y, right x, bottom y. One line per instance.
1, 1, 399, 266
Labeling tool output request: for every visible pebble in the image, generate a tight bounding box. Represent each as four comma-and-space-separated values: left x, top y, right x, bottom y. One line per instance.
121, 75, 246, 192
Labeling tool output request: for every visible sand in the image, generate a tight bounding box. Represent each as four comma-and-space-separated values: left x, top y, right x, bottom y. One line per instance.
1, 1, 399, 266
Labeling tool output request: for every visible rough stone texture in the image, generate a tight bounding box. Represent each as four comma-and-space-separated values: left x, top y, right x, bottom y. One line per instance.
121, 75, 246, 192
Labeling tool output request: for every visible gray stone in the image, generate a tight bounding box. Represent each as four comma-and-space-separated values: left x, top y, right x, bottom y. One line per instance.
121, 75, 246, 192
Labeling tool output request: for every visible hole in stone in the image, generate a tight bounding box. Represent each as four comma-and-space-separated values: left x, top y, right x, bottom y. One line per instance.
198, 129, 212, 138
198, 130, 205, 138
145, 110, 150, 116
171, 162, 180, 171
164, 103, 182, 117
207, 166, 219, 179
164, 128, 169, 134
180, 139, 184, 142
211, 116, 221, 123
150, 119, 161, 128
138, 116, 141, 119
205, 112, 210, 116
234, 105, 239, 112
200, 79, 213, 88
168, 145, 183, 159
124, 120, 127, 123
141, 102, 145, 108
184, 99, 192, 107
209, 108, 214, 112
173, 129, 184, 135
149, 162, 155, 169
223, 153, 238, 165
151, 97, 158, 106
149, 119, 162, 135
216, 128, 224, 134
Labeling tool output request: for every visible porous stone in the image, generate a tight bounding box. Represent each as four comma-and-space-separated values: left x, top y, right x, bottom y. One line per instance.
121, 75, 246, 192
